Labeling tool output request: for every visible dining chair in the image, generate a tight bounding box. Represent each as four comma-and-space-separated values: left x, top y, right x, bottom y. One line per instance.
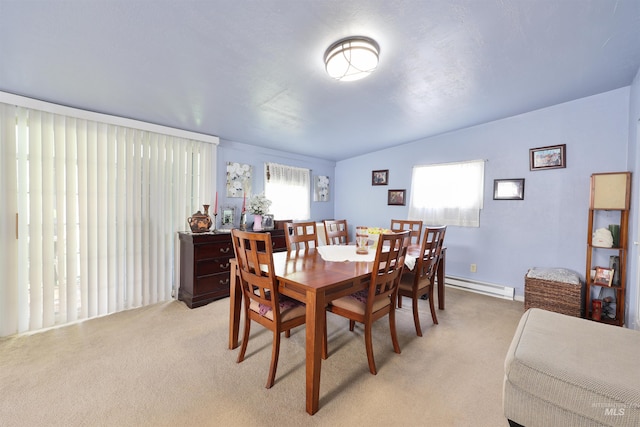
325, 230, 411, 375
390, 219, 423, 246
285, 221, 318, 250
231, 229, 306, 388
397, 225, 447, 336
323, 219, 349, 245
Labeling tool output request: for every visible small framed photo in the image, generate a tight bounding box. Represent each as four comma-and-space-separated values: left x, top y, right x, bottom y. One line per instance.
493, 178, 525, 200
262, 214, 274, 230
529, 144, 566, 170
594, 266, 614, 287
372, 169, 389, 186
220, 206, 236, 229
388, 189, 406, 206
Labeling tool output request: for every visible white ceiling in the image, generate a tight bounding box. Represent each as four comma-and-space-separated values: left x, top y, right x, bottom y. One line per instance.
1, 0, 639, 161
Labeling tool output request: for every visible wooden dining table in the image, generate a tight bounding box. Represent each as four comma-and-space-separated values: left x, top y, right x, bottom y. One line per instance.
227, 244, 446, 415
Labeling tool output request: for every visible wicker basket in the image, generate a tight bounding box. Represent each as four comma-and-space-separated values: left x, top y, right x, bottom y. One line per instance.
524, 268, 584, 317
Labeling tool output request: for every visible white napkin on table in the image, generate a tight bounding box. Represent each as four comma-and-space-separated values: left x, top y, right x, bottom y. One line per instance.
317, 245, 416, 270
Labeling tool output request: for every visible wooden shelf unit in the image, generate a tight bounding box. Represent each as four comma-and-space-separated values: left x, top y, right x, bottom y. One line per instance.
584, 172, 631, 327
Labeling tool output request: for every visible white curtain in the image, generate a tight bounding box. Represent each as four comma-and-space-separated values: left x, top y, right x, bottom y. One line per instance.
0, 102, 214, 337
408, 160, 485, 227
264, 162, 310, 220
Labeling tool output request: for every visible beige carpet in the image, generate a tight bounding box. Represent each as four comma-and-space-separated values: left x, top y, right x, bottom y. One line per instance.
0, 287, 524, 427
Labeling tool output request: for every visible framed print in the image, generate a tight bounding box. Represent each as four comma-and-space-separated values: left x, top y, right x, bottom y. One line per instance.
262, 214, 274, 230
493, 178, 525, 200
388, 189, 406, 206
529, 144, 566, 170
372, 169, 389, 186
220, 206, 236, 229
594, 266, 614, 287
314, 175, 330, 201
226, 162, 252, 197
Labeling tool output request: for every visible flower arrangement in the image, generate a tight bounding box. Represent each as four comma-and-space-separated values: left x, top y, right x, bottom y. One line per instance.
247, 193, 272, 215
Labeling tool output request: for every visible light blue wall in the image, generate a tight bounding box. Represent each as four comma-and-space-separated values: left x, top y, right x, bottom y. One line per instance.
335, 88, 631, 300
215, 86, 640, 328
216, 139, 336, 226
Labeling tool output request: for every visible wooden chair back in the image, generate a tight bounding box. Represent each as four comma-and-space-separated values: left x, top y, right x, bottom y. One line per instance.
325, 230, 411, 375
323, 219, 349, 245
285, 221, 318, 250
415, 225, 447, 283
397, 225, 447, 336
390, 219, 423, 246
231, 229, 306, 388
369, 230, 411, 306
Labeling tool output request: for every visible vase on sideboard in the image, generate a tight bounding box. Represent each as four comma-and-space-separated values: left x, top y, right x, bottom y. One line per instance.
253, 214, 263, 231
188, 204, 212, 233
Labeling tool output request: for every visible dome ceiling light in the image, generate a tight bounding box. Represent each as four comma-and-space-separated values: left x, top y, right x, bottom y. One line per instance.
324, 36, 380, 82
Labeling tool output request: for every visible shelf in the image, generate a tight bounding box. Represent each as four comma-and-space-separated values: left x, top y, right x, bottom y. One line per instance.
584, 172, 630, 327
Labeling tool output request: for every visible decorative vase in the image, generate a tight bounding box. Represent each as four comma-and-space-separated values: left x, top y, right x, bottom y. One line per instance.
253, 214, 263, 231
187, 204, 212, 233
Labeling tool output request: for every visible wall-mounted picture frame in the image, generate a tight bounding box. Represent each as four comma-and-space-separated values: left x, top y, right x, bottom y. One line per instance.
493, 178, 525, 200
220, 206, 236, 229
388, 189, 406, 206
314, 175, 330, 201
529, 144, 566, 170
372, 169, 389, 186
262, 214, 274, 230
226, 162, 253, 197
594, 266, 614, 287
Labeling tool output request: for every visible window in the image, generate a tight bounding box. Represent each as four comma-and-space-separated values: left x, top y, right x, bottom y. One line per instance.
264, 163, 310, 220
408, 160, 485, 227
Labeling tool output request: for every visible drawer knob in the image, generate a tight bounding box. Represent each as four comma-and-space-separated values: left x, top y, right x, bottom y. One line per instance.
220, 247, 231, 254
220, 262, 230, 270
219, 278, 230, 286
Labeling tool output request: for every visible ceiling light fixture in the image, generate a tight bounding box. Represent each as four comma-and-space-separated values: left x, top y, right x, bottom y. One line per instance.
324, 36, 380, 82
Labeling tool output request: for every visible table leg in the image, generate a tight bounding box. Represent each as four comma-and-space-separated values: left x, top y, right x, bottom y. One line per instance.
305, 290, 324, 415
437, 248, 446, 310
228, 259, 241, 349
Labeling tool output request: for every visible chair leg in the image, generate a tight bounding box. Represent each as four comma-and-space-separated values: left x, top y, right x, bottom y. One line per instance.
285, 329, 291, 338
349, 320, 355, 331
364, 320, 377, 375
397, 295, 403, 308
266, 330, 281, 389
389, 307, 401, 354
412, 295, 423, 337
237, 312, 251, 363
429, 286, 439, 325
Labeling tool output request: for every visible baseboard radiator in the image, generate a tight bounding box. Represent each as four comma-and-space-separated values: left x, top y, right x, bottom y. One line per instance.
445, 276, 515, 300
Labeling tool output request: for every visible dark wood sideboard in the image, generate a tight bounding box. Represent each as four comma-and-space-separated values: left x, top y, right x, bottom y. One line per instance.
178, 229, 286, 308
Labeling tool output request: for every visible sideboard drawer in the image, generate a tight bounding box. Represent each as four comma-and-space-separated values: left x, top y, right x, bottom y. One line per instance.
195, 241, 233, 259
196, 257, 232, 276
196, 272, 231, 295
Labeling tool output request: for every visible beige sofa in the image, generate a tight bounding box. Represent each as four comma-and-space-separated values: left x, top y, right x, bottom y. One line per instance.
503, 308, 640, 427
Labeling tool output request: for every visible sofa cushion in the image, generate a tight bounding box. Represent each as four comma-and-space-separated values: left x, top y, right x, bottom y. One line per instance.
504, 308, 640, 426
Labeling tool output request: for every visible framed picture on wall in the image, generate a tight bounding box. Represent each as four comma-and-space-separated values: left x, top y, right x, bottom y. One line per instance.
388, 189, 406, 206
529, 144, 566, 170
372, 169, 389, 185
493, 178, 525, 200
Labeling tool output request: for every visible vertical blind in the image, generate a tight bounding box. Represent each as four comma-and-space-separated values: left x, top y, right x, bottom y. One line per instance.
0, 102, 214, 337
